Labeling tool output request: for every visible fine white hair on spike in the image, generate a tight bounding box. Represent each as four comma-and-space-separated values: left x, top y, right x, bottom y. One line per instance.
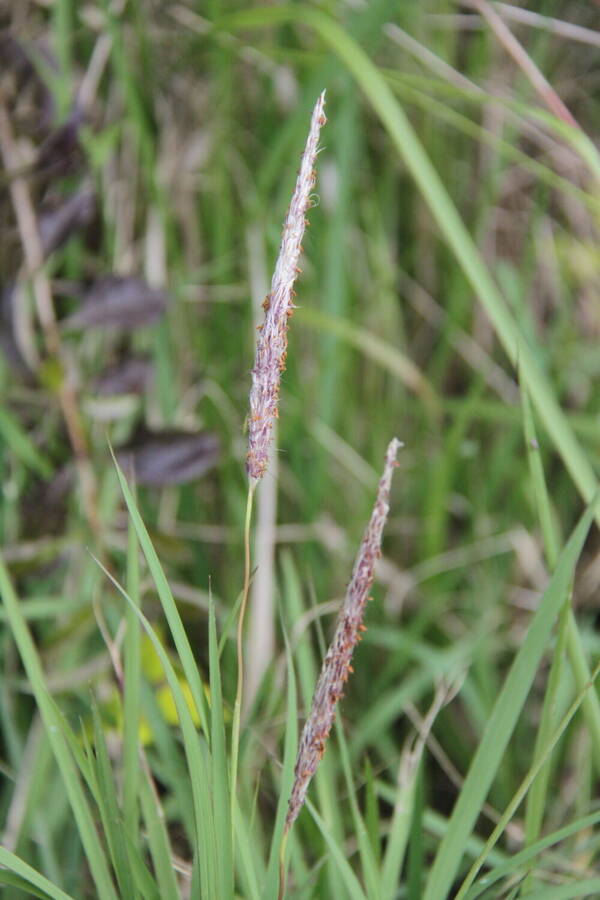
284, 438, 403, 831
246, 92, 327, 483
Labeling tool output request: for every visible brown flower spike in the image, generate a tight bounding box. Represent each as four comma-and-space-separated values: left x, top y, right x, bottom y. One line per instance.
246, 92, 326, 483
285, 438, 403, 831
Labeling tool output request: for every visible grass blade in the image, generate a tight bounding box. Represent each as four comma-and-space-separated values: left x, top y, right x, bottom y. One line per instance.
208, 593, 234, 897
92, 555, 218, 899
221, 6, 600, 525
264, 628, 298, 899
0, 406, 53, 478
123, 498, 142, 836
422, 496, 598, 898
305, 800, 368, 900
0, 556, 118, 900
138, 765, 182, 900
518, 880, 600, 900
0, 847, 74, 900
335, 719, 381, 900
464, 810, 600, 900
111, 449, 210, 740
455, 659, 600, 898
90, 697, 137, 899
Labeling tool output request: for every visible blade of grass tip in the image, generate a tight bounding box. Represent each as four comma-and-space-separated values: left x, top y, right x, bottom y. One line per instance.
455, 657, 600, 899
265, 628, 298, 899
91, 555, 218, 899
218, 586, 244, 659
90, 698, 137, 899
220, 6, 600, 528
123, 503, 142, 837
0, 556, 119, 900
464, 810, 600, 900
110, 447, 210, 739
522, 382, 600, 775
138, 764, 182, 900
0, 847, 75, 900
423, 495, 599, 900
208, 593, 234, 898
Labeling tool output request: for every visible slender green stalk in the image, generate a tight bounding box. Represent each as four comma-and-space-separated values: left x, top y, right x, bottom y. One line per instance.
277, 831, 289, 900
230, 485, 255, 839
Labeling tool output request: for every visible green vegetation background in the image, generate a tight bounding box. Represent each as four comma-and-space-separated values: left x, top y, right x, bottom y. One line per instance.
1, 2, 599, 898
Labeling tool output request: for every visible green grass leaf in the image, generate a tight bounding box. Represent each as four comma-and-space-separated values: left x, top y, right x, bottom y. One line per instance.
91, 554, 219, 899
0, 556, 119, 900
423, 495, 598, 899
111, 450, 210, 739
220, 4, 600, 526
139, 766, 182, 900
0, 847, 74, 900
264, 628, 298, 899
208, 593, 234, 897
0, 407, 53, 478
464, 810, 600, 900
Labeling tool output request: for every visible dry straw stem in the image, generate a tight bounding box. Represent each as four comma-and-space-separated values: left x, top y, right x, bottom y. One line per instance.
246, 91, 327, 483
285, 437, 403, 831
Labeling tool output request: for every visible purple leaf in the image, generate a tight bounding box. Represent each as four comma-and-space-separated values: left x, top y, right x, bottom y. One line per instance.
63, 276, 168, 331
92, 356, 153, 396
34, 108, 85, 177
39, 187, 96, 256
116, 430, 220, 486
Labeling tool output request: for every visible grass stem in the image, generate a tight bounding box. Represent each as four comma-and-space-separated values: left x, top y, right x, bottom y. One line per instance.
230, 484, 255, 842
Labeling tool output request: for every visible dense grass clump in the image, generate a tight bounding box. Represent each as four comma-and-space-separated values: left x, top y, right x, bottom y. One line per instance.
0, 3, 599, 899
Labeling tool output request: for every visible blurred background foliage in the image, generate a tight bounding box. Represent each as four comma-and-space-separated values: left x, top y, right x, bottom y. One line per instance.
0, 1, 599, 897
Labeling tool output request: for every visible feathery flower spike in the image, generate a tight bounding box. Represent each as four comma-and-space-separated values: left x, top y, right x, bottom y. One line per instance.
284, 438, 403, 831
246, 91, 326, 483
